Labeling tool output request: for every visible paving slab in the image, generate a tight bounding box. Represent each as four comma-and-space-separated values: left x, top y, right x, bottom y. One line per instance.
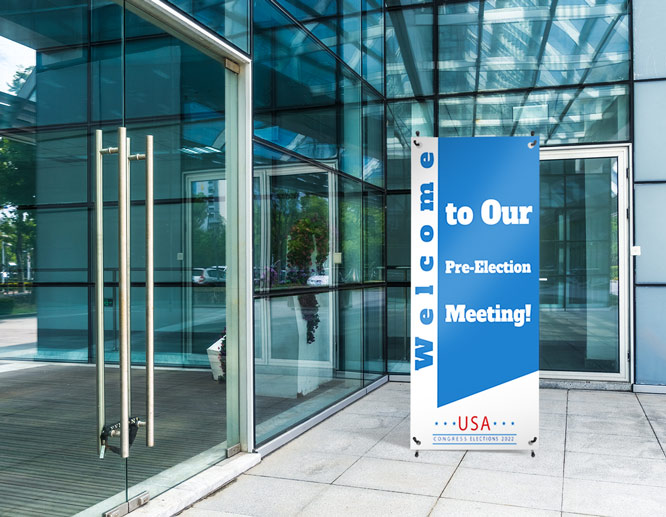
461, 447, 564, 477
566, 430, 664, 459
441, 467, 562, 512
364, 418, 464, 466
246, 449, 360, 484
564, 451, 666, 487
299, 484, 436, 517
332, 456, 455, 496
194, 476, 326, 517
432, 498, 560, 517
562, 477, 666, 517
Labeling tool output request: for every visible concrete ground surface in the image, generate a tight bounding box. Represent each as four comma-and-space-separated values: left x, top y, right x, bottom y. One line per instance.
180, 382, 666, 517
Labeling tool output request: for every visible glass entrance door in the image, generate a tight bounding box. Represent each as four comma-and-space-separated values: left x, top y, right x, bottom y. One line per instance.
539, 146, 630, 381
0, 2, 241, 515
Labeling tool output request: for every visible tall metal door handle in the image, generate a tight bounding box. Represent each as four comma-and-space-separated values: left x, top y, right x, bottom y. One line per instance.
95, 128, 154, 458
95, 130, 119, 456
128, 135, 155, 448
118, 127, 130, 458
145, 135, 155, 447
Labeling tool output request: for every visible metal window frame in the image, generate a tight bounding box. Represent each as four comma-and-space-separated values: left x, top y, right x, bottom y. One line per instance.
539, 143, 633, 384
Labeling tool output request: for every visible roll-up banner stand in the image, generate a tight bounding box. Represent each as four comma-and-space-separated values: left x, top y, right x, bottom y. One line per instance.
410, 137, 540, 451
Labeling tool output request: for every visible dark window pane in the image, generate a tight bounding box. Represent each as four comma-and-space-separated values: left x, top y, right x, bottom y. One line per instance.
363, 188, 384, 283
364, 287, 384, 385
386, 7, 433, 98
363, 87, 384, 187
387, 100, 434, 189
338, 178, 362, 284
254, 0, 362, 177
386, 193, 410, 282
168, 0, 250, 51
387, 286, 409, 374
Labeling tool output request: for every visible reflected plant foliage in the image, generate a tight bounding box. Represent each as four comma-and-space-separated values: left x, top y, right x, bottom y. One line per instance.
0, 136, 36, 294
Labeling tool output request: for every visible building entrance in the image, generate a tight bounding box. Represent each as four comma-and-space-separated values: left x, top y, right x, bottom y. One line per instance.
0, 2, 244, 515
539, 146, 631, 382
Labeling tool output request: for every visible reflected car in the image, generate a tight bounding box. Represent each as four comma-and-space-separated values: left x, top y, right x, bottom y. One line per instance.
306, 275, 329, 287
192, 268, 206, 284
201, 267, 226, 286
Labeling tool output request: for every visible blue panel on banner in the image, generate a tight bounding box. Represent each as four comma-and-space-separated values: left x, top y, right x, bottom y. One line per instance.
437, 137, 539, 407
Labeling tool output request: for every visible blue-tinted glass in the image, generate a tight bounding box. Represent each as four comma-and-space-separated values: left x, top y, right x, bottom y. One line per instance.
438, 2, 479, 94
386, 99, 434, 189
254, 0, 362, 177
386, 7, 434, 98
439, 84, 629, 144
339, 289, 363, 373
253, 145, 331, 290
254, 293, 362, 445
168, 0, 250, 51
338, 178, 362, 284
539, 157, 619, 373
387, 193, 410, 282
277, 0, 362, 74
0, 287, 89, 362
387, 286, 410, 374
364, 287, 385, 385
364, 188, 384, 283
438, 1, 629, 94
362, 0, 384, 93
363, 87, 384, 187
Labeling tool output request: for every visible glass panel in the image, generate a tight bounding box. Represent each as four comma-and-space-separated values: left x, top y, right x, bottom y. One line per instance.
0, 2, 130, 512
338, 178, 362, 284
362, 0, 384, 93
168, 0, 250, 51
276, 0, 362, 74
439, 84, 630, 144
253, 0, 362, 177
339, 288, 363, 374
387, 99, 434, 190
363, 287, 384, 385
386, 6, 434, 98
438, 0, 630, 94
539, 157, 619, 373
254, 293, 362, 445
386, 193, 410, 282
635, 184, 666, 284
634, 81, 666, 181
363, 86, 384, 187
363, 188, 384, 283
253, 145, 331, 291
387, 286, 409, 374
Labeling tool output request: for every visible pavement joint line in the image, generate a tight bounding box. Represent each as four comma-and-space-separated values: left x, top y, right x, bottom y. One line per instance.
437, 496, 570, 514
428, 449, 467, 517
635, 393, 666, 460
561, 388, 569, 513
433, 494, 560, 514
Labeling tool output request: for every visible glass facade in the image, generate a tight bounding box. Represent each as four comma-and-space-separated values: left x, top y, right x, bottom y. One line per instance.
385, 0, 632, 374
0, 0, 662, 513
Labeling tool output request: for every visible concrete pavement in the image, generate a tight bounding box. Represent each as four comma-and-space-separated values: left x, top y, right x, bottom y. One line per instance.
181, 382, 666, 517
